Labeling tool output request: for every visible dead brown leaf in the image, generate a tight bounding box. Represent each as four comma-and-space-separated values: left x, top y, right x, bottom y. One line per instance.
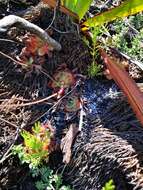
100, 49, 143, 126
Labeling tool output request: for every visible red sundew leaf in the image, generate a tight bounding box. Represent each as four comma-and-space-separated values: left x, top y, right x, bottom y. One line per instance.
23, 34, 52, 56
51, 70, 75, 89
24, 35, 39, 54
38, 44, 49, 56
38, 43, 54, 56
65, 95, 80, 112
100, 49, 143, 126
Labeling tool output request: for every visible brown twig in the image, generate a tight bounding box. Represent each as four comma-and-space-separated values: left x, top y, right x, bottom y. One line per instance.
31, 81, 79, 124
0, 93, 57, 109
0, 50, 27, 66
41, 68, 58, 84
0, 38, 20, 43
0, 15, 61, 51
46, 0, 60, 30
0, 117, 19, 128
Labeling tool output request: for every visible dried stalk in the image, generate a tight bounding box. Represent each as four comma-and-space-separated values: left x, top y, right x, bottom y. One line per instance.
0, 93, 57, 109
0, 117, 18, 128
0, 15, 61, 51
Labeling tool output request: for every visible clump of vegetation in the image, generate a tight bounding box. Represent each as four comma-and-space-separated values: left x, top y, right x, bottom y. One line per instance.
87, 61, 101, 77
108, 14, 143, 62
12, 122, 72, 190
12, 122, 52, 169
83, 26, 102, 77
31, 166, 72, 190
102, 179, 115, 190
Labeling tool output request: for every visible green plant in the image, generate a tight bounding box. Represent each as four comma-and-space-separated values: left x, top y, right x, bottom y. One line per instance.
107, 15, 143, 63
17, 33, 53, 69
31, 166, 72, 190
114, 30, 143, 61
43, 0, 143, 77
61, 0, 92, 19
84, 0, 143, 27
102, 179, 115, 190
87, 62, 102, 77
12, 122, 52, 169
59, 0, 143, 27
58, 0, 143, 77
83, 26, 102, 77
12, 122, 72, 190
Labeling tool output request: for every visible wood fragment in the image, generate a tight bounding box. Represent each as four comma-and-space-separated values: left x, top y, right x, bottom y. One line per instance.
61, 124, 79, 164
0, 117, 18, 128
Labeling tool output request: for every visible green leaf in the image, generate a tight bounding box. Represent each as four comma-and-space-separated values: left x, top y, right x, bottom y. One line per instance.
60, 186, 72, 190
84, 0, 143, 27
63, 0, 92, 19
64, 0, 77, 11
35, 181, 47, 190
12, 144, 24, 155
53, 174, 63, 189
102, 179, 115, 190
32, 122, 41, 134
74, 0, 93, 19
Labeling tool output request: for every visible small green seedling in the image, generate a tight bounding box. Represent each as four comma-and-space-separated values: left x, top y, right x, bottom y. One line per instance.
102, 179, 115, 190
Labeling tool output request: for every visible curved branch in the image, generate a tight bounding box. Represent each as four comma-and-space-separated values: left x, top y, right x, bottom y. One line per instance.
0, 15, 61, 51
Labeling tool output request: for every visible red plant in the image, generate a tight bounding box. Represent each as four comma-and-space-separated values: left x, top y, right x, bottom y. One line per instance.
17, 34, 53, 66
64, 95, 80, 112
50, 70, 75, 89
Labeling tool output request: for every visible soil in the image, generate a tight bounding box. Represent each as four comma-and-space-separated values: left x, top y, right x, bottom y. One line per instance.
0, 1, 143, 190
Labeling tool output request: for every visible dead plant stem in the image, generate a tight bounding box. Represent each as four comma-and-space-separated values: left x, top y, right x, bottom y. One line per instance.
0, 117, 19, 128
0, 93, 57, 109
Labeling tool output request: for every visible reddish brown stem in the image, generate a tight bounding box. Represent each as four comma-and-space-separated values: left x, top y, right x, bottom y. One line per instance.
100, 49, 143, 126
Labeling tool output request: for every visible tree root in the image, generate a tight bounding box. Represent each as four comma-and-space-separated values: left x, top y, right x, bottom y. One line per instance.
0, 15, 61, 51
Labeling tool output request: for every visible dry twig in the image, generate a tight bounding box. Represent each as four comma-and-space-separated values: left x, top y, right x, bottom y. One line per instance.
0, 93, 57, 109
0, 117, 18, 128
